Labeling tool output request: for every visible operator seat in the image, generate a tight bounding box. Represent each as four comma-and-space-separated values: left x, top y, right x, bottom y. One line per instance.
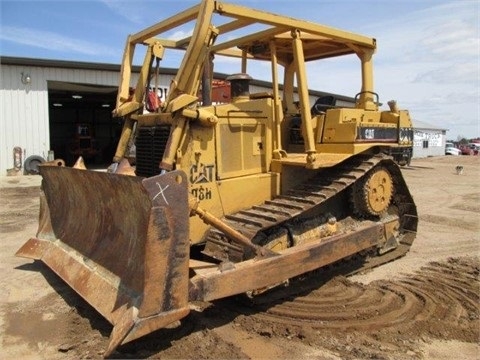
290, 96, 337, 144
311, 95, 336, 115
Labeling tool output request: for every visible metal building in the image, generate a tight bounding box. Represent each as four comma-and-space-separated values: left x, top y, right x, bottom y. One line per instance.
0, 56, 355, 175
411, 120, 447, 158
1, 56, 173, 174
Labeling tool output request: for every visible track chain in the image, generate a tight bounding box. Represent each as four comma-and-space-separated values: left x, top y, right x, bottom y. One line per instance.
203, 153, 418, 273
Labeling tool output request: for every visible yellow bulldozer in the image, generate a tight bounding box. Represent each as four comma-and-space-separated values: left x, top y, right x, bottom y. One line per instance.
17, 0, 417, 356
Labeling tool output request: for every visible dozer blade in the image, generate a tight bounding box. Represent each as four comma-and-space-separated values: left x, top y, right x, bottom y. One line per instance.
16, 166, 190, 356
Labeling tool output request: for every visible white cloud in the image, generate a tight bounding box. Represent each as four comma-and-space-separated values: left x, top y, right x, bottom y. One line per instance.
414, 63, 478, 84
366, 2, 478, 62
360, 2, 479, 138
167, 29, 194, 41
421, 26, 478, 59
0, 26, 115, 56
100, 0, 143, 24
416, 5, 478, 58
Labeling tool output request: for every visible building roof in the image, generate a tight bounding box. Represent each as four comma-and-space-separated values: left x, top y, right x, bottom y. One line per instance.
412, 119, 446, 131
1, 55, 134, 72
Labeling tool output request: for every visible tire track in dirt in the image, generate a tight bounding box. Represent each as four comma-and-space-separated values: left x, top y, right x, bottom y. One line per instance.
232, 257, 479, 359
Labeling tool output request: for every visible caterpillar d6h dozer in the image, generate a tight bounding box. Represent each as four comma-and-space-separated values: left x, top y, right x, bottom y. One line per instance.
16, 0, 417, 356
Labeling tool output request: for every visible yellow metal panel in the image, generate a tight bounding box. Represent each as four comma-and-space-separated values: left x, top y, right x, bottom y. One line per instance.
380, 111, 400, 124
214, 98, 273, 179
321, 108, 388, 143
359, 110, 381, 123
322, 123, 357, 143
217, 173, 280, 215
398, 110, 413, 127
216, 121, 266, 178
323, 109, 353, 137
184, 123, 221, 244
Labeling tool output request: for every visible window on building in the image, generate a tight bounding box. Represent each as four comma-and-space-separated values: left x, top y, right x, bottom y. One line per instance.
423, 140, 429, 149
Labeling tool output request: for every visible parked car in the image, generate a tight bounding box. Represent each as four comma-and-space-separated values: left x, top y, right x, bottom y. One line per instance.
468, 143, 480, 155
445, 142, 461, 156
459, 143, 479, 155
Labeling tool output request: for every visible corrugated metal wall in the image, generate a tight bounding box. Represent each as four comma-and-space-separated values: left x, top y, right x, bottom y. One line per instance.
0, 63, 178, 174
1, 65, 50, 173
1, 64, 120, 173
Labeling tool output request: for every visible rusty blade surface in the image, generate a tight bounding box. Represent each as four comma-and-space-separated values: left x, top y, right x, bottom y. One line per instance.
16, 166, 191, 356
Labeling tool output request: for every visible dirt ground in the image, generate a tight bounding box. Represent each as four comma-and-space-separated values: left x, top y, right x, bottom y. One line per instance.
1, 155, 479, 359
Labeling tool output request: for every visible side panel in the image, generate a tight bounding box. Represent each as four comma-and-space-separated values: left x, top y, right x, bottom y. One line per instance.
321, 108, 361, 143
356, 123, 398, 142
214, 98, 274, 179
216, 119, 266, 178
217, 172, 280, 215
183, 123, 224, 244
320, 108, 400, 144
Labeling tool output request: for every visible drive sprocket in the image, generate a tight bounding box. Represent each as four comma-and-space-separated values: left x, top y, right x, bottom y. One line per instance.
352, 166, 393, 217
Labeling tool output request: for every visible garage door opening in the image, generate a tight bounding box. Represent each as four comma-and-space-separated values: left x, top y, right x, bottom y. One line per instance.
48, 81, 122, 167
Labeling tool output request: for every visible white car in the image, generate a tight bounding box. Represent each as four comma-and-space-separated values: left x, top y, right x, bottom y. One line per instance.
445, 142, 461, 156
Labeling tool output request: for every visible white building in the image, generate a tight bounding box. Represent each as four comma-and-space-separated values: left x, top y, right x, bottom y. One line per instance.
1, 56, 172, 174
411, 120, 447, 158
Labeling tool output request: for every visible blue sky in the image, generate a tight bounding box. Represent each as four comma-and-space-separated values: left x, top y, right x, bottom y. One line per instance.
1, 0, 479, 139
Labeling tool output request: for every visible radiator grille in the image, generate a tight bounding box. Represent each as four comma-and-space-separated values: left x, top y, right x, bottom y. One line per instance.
135, 126, 170, 177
